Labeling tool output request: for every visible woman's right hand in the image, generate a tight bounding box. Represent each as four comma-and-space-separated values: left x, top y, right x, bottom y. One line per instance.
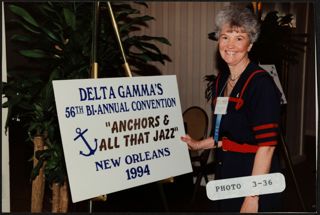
181, 135, 218, 151
180, 134, 201, 151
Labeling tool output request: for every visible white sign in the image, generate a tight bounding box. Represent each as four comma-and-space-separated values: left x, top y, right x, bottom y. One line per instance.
52, 75, 192, 203
206, 173, 286, 201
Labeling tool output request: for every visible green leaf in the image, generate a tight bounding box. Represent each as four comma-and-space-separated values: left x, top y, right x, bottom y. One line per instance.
35, 149, 46, 160
19, 49, 49, 58
45, 158, 58, 171
131, 41, 163, 55
138, 35, 171, 45
10, 34, 33, 42
41, 4, 58, 14
34, 103, 43, 112
130, 52, 152, 62
119, 15, 154, 32
63, 8, 76, 31
18, 101, 34, 111
30, 159, 43, 180
52, 22, 63, 31
13, 19, 41, 34
9, 5, 40, 28
135, 15, 154, 22
42, 27, 61, 43
116, 8, 140, 17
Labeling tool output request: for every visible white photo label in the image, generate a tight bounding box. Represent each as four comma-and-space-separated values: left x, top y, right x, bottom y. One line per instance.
206, 173, 286, 201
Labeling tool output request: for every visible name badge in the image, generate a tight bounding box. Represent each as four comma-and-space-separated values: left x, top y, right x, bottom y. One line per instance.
214, 97, 229, 115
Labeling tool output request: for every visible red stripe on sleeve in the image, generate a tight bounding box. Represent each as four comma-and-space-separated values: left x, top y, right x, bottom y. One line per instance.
253, 123, 278, 131
255, 132, 277, 139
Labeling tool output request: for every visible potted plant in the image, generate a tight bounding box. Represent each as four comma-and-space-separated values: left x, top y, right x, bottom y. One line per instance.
2, 1, 171, 212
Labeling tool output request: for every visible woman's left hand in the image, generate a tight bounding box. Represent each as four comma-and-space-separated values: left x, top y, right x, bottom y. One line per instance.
240, 196, 259, 213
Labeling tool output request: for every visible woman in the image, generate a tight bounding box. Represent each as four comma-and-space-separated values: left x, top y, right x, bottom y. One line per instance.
181, 6, 282, 213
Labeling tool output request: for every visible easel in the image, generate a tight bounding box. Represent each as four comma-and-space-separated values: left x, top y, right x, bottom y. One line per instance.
88, 2, 170, 212
90, 1, 132, 79
88, 1, 131, 213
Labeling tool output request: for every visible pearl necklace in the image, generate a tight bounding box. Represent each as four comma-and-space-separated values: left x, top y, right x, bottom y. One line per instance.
225, 72, 242, 96
229, 59, 250, 81
226, 60, 250, 96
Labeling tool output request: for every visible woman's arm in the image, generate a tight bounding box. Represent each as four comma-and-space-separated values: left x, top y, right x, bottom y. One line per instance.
251, 146, 275, 175
240, 146, 276, 213
181, 135, 222, 150
180, 135, 214, 150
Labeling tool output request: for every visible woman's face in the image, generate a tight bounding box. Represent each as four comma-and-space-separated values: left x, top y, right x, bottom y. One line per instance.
218, 24, 252, 68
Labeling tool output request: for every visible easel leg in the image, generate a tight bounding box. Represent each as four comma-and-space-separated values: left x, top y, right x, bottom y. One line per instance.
157, 183, 169, 211
280, 130, 306, 211
191, 173, 202, 205
89, 200, 93, 213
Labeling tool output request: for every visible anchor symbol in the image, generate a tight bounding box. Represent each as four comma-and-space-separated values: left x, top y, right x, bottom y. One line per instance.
73, 128, 98, 157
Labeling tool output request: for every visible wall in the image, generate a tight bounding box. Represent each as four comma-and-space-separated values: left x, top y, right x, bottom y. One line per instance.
132, 2, 230, 133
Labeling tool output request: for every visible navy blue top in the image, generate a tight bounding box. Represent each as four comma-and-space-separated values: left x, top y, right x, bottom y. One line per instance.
213, 61, 281, 147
